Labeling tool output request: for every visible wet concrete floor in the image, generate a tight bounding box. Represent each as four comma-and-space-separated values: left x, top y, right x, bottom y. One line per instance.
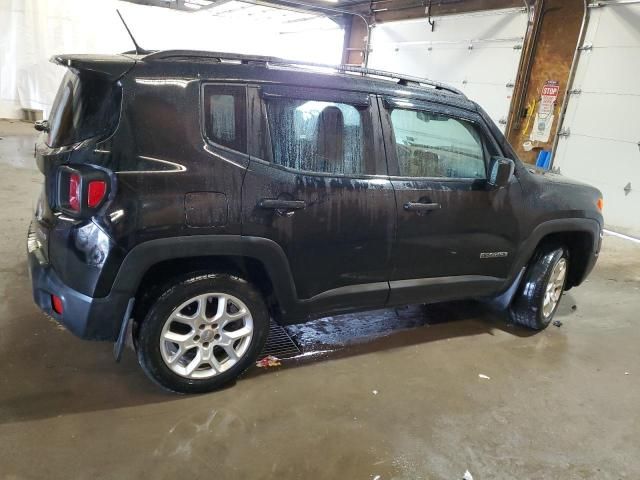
1, 120, 639, 479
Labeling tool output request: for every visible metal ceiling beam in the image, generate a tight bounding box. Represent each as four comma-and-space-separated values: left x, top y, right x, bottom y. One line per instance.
120, 0, 193, 11
237, 0, 332, 17
197, 0, 235, 10
121, 0, 358, 15
120, 0, 237, 11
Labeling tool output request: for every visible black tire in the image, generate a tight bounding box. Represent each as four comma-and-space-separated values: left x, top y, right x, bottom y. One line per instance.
509, 245, 569, 330
136, 273, 269, 394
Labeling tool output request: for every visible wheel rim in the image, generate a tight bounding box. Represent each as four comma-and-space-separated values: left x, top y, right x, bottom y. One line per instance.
542, 258, 567, 319
159, 293, 254, 379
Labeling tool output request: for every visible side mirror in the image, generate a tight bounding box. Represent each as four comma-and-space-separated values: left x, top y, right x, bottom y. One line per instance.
488, 156, 514, 188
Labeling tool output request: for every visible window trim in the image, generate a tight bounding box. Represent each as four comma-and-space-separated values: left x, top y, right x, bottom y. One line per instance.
260, 85, 371, 107
258, 87, 379, 178
200, 82, 249, 156
248, 155, 391, 180
380, 96, 503, 182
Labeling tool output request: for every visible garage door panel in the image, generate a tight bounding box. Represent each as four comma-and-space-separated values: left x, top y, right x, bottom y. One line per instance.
561, 90, 582, 130
371, 8, 527, 44
459, 83, 512, 130
369, 45, 471, 82
584, 4, 640, 48
558, 135, 640, 186
576, 47, 640, 95
571, 45, 594, 88
446, 45, 521, 85
368, 8, 527, 130
567, 92, 640, 143
369, 44, 521, 86
557, 135, 640, 235
602, 189, 640, 237
431, 45, 521, 85
555, 3, 640, 235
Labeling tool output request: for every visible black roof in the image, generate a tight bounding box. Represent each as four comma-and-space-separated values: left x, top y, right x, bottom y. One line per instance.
52, 49, 479, 112
142, 50, 464, 96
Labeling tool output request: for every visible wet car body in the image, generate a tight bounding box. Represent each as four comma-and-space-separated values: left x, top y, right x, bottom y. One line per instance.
28, 50, 603, 342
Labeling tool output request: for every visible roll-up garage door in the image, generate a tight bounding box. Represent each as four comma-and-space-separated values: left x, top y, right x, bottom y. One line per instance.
367, 7, 529, 132
554, 1, 640, 237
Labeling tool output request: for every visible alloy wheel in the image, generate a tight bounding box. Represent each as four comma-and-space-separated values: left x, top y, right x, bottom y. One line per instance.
159, 293, 253, 379
542, 258, 567, 318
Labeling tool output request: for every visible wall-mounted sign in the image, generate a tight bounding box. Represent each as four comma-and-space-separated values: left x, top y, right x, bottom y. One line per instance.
530, 80, 560, 143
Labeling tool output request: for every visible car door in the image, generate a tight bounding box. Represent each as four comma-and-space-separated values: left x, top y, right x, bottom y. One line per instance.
242, 85, 395, 317
378, 96, 521, 305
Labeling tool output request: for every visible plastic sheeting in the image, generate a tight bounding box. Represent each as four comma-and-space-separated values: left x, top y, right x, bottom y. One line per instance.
0, 0, 343, 119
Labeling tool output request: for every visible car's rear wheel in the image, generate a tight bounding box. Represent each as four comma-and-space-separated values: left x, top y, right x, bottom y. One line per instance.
136, 273, 269, 394
509, 246, 569, 330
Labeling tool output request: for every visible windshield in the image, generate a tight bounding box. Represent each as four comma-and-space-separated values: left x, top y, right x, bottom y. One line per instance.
47, 70, 122, 147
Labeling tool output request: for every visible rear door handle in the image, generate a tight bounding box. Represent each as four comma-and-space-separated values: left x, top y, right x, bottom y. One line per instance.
404, 202, 441, 212
259, 199, 307, 210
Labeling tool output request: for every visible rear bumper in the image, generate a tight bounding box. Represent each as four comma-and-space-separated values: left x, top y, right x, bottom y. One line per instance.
28, 222, 128, 341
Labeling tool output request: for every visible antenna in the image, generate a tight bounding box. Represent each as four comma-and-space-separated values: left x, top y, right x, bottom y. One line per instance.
116, 9, 150, 55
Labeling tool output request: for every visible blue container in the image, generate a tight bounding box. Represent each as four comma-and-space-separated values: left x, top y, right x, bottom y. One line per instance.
536, 150, 552, 170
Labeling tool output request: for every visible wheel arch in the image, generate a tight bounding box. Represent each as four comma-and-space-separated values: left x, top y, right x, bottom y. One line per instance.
512, 218, 601, 291
534, 230, 594, 289
110, 235, 299, 326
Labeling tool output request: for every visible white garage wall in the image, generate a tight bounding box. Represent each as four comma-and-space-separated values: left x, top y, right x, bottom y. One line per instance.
553, 1, 640, 237
0, 0, 343, 119
367, 7, 529, 131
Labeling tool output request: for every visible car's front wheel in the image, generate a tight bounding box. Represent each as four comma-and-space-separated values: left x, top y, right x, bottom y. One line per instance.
136, 273, 269, 394
509, 246, 569, 330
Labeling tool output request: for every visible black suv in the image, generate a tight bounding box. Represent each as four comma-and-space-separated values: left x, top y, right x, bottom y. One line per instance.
28, 50, 603, 393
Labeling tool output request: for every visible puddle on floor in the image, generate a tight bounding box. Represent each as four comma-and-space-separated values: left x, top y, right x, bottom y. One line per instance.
259, 301, 493, 368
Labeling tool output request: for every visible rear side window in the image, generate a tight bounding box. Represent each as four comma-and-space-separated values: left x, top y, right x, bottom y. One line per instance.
264, 98, 370, 175
203, 85, 247, 153
389, 108, 486, 179
47, 70, 122, 148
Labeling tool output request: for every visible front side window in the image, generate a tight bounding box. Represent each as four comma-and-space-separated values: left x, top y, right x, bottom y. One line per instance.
390, 108, 486, 179
203, 85, 246, 153
265, 98, 370, 175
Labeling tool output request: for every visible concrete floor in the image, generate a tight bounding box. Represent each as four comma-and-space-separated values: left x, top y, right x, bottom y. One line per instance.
1, 120, 639, 479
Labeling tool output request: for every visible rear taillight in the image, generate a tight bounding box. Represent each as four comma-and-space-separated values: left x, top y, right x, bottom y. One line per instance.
69, 173, 81, 212
87, 180, 107, 208
58, 166, 111, 215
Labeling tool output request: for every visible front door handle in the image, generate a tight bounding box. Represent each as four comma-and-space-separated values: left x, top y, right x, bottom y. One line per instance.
404, 202, 441, 212
259, 199, 307, 210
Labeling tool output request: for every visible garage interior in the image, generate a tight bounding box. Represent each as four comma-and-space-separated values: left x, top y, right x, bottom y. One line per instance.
1, 0, 639, 478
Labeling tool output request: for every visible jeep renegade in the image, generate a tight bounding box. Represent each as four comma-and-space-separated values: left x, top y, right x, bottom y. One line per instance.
28, 50, 604, 393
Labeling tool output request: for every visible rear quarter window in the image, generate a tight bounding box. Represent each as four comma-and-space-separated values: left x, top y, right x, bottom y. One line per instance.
202, 85, 247, 153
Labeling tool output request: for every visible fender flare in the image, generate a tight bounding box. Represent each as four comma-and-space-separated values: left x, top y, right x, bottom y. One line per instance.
109, 235, 299, 315
505, 217, 601, 290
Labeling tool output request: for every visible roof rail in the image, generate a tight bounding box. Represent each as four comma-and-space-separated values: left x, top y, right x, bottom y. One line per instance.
142, 50, 464, 96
